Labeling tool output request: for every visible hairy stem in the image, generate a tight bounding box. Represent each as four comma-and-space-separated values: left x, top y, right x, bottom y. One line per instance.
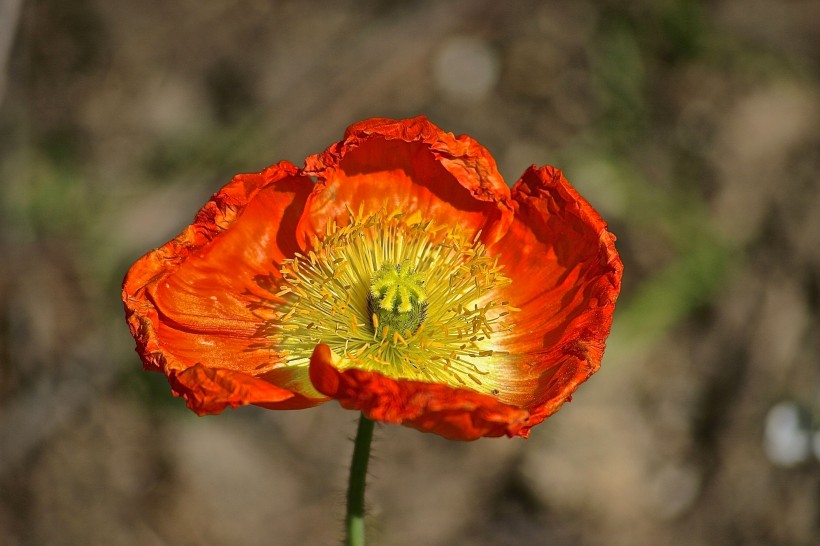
346, 413, 374, 546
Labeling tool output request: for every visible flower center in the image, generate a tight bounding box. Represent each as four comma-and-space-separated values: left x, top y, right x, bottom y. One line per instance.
369, 261, 428, 335
260, 206, 517, 394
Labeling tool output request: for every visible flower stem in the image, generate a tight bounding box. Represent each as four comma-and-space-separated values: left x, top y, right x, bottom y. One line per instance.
346, 413, 374, 546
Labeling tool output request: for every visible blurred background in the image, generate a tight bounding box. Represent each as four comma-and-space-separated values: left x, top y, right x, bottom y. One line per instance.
1, 0, 819, 544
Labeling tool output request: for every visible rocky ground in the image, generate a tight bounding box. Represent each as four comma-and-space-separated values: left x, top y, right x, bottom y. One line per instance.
1, 1, 819, 544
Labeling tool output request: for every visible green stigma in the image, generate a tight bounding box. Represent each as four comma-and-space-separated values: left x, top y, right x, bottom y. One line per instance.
369, 261, 428, 334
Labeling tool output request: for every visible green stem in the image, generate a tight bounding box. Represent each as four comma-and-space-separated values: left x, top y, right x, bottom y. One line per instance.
346, 413, 375, 546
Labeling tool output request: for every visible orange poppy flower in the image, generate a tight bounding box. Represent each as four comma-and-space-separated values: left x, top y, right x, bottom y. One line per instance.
123, 116, 622, 440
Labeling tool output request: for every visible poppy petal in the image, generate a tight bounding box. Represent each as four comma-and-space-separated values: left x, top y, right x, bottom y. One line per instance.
170, 364, 298, 415
123, 162, 328, 412
298, 116, 514, 248
309, 344, 532, 440
486, 165, 623, 431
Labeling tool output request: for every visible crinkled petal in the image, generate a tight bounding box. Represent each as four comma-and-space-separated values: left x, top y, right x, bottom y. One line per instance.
309, 344, 532, 440
170, 365, 299, 415
122, 162, 328, 414
485, 165, 623, 433
298, 116, 514, 248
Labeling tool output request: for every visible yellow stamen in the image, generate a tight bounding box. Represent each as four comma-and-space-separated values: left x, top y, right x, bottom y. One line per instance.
261, 208, 519, 394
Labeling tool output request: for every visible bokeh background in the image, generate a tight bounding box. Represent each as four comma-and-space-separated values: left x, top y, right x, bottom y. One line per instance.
1, 0, 819, 544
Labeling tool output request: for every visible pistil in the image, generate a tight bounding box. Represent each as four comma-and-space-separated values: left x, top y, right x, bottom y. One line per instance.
368, 261, 428, 335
